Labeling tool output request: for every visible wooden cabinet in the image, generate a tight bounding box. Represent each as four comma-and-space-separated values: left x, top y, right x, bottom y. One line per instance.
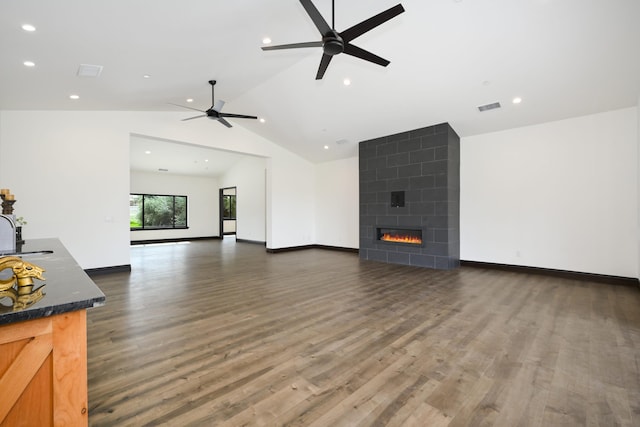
0, 310, 88, 426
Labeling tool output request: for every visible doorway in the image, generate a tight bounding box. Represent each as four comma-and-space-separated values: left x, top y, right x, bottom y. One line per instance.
219, 187, 237, 239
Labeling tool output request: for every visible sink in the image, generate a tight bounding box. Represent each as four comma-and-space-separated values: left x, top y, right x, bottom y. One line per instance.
0, 250, 54, 257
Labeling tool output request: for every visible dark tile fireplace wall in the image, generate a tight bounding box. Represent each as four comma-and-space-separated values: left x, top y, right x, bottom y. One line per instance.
359, 123, 460, 269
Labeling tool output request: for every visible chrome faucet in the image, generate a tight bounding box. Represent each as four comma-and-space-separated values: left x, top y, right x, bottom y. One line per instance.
0, 215, 16, 253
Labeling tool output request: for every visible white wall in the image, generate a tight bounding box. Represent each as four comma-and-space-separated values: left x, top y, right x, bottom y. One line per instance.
223, 220, 236, 234
267, 152, 316, 249
0, 112, 130, 269
461, 107, 638, 277
0, 110, 316, 268
130, 170, 219, 241
315, 157, 359, 248
220, 156, 267, 243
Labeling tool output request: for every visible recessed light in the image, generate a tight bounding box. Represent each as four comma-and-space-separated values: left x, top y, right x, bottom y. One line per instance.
23, 61, 35, 67
69, 94, 80, 100
262, 37, 272, 44
21, 24, 36, 32
143, 74, 151, 79
512, 97, 522, 104
259, 118, 266, 123
145, 150, 151, 154
343, 78, 351, 86
204, 159, 209, 163
186, 98, 194, 103
324, 145, 329, 150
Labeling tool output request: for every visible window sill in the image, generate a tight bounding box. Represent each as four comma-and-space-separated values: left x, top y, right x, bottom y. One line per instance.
130, 227, 189, 231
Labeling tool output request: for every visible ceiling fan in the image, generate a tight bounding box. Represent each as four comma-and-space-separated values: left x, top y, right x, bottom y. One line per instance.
262, 0, 405, 80
170, 80, 257, 128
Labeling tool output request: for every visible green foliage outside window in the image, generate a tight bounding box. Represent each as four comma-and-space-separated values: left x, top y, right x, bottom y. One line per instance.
130, 194, 187, 230
130, 195, 143, 228
222, 195, 236, 220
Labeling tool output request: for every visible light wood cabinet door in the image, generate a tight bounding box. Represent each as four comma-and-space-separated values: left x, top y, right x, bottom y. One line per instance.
0, 311, 88, 426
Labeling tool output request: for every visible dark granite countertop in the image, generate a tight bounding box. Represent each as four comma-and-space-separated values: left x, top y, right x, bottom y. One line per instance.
0, 238, 106, 325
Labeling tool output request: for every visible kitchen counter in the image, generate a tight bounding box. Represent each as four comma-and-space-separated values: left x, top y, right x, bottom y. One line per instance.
0, 238, 105, 324
0, 238, 107, 426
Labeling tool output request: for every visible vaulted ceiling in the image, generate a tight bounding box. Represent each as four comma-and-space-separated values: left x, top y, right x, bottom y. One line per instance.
2, 0, 639, 170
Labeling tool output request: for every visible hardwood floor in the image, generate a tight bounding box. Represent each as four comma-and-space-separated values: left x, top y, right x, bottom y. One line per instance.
86, 240, 640, 426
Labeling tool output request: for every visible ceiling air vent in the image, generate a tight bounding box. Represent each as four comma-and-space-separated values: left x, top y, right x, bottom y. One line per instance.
158, 168, 169, 172
77, 64, 103, 78
478, 102, 501, 112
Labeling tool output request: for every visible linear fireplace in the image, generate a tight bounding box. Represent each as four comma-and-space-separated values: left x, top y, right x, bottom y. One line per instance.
359, 122, 460, 270
376, 227, 423, 246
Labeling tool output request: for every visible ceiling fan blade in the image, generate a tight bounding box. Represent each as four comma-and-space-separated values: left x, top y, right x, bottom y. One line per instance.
181, 114, 207, 121
169, 103, 206, 113
299, 0, 332, 34
343, 43, 390, 67
341, 4, 405, 42
316, 54, 333, 80
217, 118, 233, 128
213, 100, 225, 112
219, 113, 258, 120
262, 41, 323, 51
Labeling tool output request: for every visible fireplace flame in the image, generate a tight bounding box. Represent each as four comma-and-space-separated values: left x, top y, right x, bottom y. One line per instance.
381, 233, 422, 244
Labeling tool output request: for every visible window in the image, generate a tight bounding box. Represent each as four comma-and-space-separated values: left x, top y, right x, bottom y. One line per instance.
130, 194, 187, 230
222, 194, 236, 220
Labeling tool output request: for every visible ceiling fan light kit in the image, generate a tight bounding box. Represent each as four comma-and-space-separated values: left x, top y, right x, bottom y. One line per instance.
262, 0, 405, 80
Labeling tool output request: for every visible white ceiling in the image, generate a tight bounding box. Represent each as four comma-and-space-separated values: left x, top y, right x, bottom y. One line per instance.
129, 134, 262, 178
1, 0, 639, 173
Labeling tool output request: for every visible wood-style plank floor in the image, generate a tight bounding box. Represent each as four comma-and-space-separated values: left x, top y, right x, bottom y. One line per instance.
87, 239, 640, 426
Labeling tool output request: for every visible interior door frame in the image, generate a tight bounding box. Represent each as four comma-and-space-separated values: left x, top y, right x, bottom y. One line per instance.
219, 186, 237, 239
